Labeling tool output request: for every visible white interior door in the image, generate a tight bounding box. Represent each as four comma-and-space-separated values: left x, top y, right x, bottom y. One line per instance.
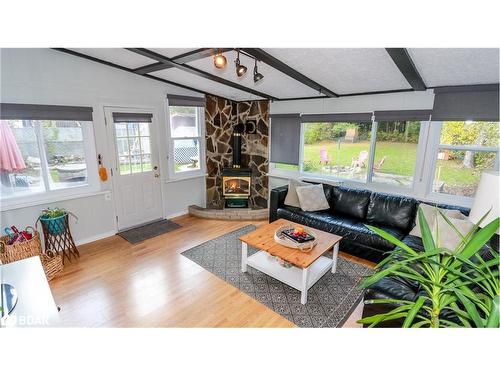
105, 107, 163, 231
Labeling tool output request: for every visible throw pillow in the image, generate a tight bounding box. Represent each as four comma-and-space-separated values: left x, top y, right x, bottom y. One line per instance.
410, 203, 438, 237
410, 203, 468, 238
434, 214, 474, 252
284, 179, 311, 208
295, 184, 330, 212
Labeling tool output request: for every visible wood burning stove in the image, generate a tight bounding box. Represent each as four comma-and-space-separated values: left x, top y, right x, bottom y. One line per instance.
222, 123, 251, 208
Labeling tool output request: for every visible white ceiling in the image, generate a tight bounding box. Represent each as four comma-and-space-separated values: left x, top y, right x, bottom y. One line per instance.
151, 68, 265, 101
408, 48, 500, 87
149, 48, 196, 58
265, 48, 412, 94
66, 48, 500, 101
70, 48, 157, 69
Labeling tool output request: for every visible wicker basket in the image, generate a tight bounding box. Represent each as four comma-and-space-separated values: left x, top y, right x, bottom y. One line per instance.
40, 252, 64, 281
0, 227, 63, 280
0, 226, 41, 263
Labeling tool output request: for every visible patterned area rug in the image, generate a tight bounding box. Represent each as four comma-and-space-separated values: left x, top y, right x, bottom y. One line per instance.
181, 225, 373, 327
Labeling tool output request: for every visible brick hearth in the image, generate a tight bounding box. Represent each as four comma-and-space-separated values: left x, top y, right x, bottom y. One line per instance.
188, 205, 268, 221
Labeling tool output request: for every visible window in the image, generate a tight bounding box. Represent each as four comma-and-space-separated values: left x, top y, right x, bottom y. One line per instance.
431, 121, 499, 197
302, 121, 372, 182
371, 121, 422, 187
167, 104, 204, 177
0, 119, 94, 200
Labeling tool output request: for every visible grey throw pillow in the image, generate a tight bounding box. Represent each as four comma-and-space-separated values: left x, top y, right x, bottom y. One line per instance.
295, 184, 330, 212
284, 179, 311, 208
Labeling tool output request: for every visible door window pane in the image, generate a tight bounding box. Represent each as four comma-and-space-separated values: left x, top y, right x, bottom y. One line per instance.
0, 120, 44, 197
433, 149, 497, 197
169, 106, 199, 137
173, 139, 200, 172
371, 121, 421, 187
302, 122, 372, 182
114, 120, 153, 175
42, 120, 87, 189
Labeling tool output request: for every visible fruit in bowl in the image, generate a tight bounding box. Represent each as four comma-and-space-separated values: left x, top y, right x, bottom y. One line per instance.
293, 226, 305, 236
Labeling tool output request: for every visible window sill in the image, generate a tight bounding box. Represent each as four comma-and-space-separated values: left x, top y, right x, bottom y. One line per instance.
165, 173, 207, 183
1, 189, 110, 212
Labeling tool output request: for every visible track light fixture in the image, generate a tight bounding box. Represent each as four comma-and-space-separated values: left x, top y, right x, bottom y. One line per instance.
235, 49, 247, 77
213, 49, 227, 69
253, 59, 264, 83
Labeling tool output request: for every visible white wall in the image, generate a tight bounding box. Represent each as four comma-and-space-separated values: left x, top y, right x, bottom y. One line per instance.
0, 48, 206, 244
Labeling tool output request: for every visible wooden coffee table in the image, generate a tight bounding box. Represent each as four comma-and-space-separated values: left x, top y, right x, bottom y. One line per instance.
239, 218, 342, 304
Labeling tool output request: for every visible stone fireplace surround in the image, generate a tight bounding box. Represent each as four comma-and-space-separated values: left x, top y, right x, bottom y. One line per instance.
204, 95, 269, 210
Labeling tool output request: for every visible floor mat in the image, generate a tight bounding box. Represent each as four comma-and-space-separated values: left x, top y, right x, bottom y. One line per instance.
118, 219, 181, 244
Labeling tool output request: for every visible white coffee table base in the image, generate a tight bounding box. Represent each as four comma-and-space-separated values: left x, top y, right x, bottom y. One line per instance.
241, 242, 339, 304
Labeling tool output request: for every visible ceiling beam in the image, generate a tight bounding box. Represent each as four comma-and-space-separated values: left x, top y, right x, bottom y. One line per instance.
385, 48, 426, 91
126, 48, 278, 100
51, 48, 235, 102
133, 48, 234, 74
241, 48, 338, 98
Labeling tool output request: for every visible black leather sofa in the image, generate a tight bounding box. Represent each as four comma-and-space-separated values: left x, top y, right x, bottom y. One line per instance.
270, 182, 469, 263
269, 181, 485, 327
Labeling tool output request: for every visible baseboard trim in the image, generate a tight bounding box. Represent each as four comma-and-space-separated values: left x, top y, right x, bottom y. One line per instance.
166, 209, 189, 219
74, 210, 189, 246
75, 230, 117, 246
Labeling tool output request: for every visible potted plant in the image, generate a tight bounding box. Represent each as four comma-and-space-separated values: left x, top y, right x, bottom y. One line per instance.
39, 207, 76, 235
358, 207, 499, 328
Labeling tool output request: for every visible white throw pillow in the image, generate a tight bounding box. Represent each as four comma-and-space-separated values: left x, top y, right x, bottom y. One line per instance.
295, 184, 330, 212
434, 214, 475, 252
284, 179, 311, 208
410, 203, 438, 237
410, 203, 467, 238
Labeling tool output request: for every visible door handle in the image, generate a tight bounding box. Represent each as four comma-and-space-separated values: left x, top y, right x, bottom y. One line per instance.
154, 173, 160, 178
153, 166, 158, 170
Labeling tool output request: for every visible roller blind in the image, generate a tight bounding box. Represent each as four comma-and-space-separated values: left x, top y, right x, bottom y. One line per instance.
300, 112, 373, 123
112, 112, 153, 123
0, 103, 93, 121
374, 110, 432, 121
270, 114, 301, 165
432, 84, 499, 121
167, 94, 206, 107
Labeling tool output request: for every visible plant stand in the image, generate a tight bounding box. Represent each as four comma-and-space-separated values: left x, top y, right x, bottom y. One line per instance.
39, 214, 79, 264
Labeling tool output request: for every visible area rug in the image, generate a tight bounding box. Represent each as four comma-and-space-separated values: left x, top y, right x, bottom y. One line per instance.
181, 225, 373, 328
118, 219, 181, 244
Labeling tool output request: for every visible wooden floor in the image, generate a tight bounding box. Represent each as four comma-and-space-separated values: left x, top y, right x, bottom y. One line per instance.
49, 215, 375, 328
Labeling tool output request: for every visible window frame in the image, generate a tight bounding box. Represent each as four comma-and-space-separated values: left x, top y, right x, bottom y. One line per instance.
424, 120, 500, 206
269, 114, 496, 206
0, 119, 99, 209
166, 104, 206, 181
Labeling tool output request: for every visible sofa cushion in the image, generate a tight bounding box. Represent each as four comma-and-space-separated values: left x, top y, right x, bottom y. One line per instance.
330, 186, 371, 220
366, 192, 417, 231
276, 206, 405, 251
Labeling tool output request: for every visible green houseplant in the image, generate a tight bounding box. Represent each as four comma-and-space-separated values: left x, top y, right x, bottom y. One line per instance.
358, 207, 499, 328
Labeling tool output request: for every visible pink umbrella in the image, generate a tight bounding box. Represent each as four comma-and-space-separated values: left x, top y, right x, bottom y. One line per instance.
0, 120, 26, 172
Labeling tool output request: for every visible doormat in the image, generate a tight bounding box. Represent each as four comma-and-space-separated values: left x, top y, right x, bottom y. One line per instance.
181, 225, 373, 328
118, 219, 181, 244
